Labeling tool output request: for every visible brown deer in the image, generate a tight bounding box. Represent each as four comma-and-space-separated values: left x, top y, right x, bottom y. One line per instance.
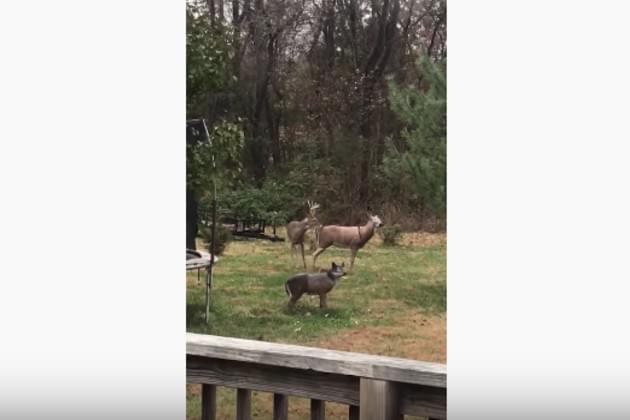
312, 213, 383, 272
285, 262, 346, 309
286, 201, 320, 269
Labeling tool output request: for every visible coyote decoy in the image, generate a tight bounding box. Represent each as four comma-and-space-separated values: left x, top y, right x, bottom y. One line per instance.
284, 262, 346, 309
286, 200, 320, 269
312, 213, 383, 272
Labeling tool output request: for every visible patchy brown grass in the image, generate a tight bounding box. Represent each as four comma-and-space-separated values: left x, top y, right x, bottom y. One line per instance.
399, 232, 447, 248
312, 310, 446, 363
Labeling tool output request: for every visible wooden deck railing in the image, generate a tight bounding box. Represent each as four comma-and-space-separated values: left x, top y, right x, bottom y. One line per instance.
187, 333, 446, 420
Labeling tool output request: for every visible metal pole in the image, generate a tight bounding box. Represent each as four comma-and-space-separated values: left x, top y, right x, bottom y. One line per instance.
202, 119, 217, 325
206, 180, 217, 324
205, 266, 210, 324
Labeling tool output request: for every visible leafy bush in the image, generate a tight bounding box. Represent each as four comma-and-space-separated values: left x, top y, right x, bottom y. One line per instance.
201, 225, 233, 255
378, 225, 402, 247
218, 177, 309, 225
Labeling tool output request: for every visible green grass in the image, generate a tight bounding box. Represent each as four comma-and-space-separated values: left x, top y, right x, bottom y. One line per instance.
187, 235, 445, 342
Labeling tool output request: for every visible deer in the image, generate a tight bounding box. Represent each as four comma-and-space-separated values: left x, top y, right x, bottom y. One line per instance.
286, 200, 320, 269
312, 213, 384, 272
285, 262, 346, 309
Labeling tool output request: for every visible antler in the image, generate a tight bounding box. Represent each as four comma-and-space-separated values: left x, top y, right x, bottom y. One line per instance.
307, 200, 320, 218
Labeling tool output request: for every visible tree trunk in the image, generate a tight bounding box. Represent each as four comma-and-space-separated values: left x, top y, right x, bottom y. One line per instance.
217, 0, 224, 22
358, 0, 400, 204
358, 127, 372, 203
207, 0, 216, 27
187, 189, 199, 250
323, 0, 336, 69
232, 0, 242, 79
249, 0, 268, 182
265, 96, 281, 166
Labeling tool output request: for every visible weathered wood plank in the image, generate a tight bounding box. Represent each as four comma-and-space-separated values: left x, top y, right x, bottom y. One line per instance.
201, 384, 216, 420
236, 388, 251, 420
349, 405, 360, 420
187, 356, 360, 405
187, 333, 446, 387
399, 383, 447, 419
359, 378, 399, 420
310, 399, 325, 420
273, 393, 288, 420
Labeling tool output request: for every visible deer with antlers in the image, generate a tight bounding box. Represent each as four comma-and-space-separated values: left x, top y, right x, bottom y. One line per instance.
286, 200, 320, 269
312, 212, 384, 272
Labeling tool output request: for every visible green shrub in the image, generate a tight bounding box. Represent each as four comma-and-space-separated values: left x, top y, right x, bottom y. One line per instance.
378, 225, 402, 247
201, 225, 233, 255
217, 177, 308, 224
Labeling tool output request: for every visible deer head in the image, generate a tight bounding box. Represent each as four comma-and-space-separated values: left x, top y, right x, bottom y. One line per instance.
307, 200, 320, 227
367, 211, 383, 228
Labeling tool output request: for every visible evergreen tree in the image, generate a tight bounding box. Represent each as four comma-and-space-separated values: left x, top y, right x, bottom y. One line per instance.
385, 57, 446, 222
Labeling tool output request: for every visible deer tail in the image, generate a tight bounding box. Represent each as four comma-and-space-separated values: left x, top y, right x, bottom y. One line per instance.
284, 281, 291, 297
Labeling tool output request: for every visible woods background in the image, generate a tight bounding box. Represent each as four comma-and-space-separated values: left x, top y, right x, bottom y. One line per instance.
186, 0, 446, 238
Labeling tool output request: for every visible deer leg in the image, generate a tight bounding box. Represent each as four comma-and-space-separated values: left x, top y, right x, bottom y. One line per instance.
299, 243, 307, 269
349, 248, 358, 272
312, 247, 326, 270
291, 244, 300, 267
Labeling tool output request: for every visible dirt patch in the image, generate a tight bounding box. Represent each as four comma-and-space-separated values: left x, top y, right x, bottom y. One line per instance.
400, 232, 446, 248
188, 384, 201, 397
312, 310, 446, 363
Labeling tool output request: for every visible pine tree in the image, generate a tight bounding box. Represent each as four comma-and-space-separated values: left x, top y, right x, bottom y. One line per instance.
385, 57, 446, 222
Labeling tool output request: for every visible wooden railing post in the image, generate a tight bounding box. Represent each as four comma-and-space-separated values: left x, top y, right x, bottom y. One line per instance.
349, 405, 360, 420
359, 378, 400, 420
201, 384, 216, 420
236, 388, 251, 420
311, 399, 325, 420
273, 393, 288, 420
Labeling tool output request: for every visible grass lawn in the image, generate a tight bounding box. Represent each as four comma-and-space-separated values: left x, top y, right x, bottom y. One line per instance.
186, 229, 446, 419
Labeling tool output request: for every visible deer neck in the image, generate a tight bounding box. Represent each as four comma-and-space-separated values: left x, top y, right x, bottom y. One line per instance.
357, 221, 375, 244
